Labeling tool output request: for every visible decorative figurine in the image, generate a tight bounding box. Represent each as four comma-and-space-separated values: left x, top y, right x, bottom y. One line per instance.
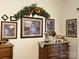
44, 32, 49, 43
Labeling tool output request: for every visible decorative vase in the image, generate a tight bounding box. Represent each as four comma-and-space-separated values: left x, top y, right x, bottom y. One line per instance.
44, 32, 49, 43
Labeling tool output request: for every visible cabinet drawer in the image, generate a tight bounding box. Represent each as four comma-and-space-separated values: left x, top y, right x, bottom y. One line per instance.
0, 57, 11, 59
48, 45, 59, 49
60, 51, 69, 55
0, 48, 12, 57
59, 55, 68, 59
48, 45, 59, 55
48, 56, 58, 59
60, 44, 69, 49
48, 49, 59, 56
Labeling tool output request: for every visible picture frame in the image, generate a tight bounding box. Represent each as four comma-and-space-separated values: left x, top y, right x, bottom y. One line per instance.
45, 19, 55, 32
21, 17, 43, 38
10, 16, 17, 21
66, 19, 77, 38
1, 14, 8, 21
1, 21, 17, 39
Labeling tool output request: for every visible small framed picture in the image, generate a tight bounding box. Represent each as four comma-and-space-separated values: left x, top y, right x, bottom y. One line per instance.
1, 21, 17, 39
21, 17, 43, 38
45, 19, 55, 32
10, 16, 17, 21
66, 19, 77, 38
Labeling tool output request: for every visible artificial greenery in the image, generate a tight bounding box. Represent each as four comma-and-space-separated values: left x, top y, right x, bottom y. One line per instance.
14, 3, 50, 20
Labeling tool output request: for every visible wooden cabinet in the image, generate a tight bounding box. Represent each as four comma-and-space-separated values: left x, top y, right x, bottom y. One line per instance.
39, 42, 69, 59
0, 45, 13, 59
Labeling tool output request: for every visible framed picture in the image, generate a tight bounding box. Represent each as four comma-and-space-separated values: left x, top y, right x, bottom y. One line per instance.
45, 19, 55, 32
66, 19, 77, 38
1, 21, 17, 39
21, 17, 43, 38
10, 16, 17, 21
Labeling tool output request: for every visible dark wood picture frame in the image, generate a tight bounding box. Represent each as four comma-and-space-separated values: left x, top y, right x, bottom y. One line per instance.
45, 19, 55, 32
10, 16, 17, 21
1, 21, 17, 39
21, 17, 43, 38
66, 19, 77, 38
1, 14, 9, 21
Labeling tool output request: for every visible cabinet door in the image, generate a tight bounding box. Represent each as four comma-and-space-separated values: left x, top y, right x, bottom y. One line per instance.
59, 43, 69, 59
48, 44, 59, 57
39, 45, 48, 59
59, 55, 69, 59
48, 56, 59, 59
0, 57, 11, 59
0, 48, 12, 57
60, 43, 69, 53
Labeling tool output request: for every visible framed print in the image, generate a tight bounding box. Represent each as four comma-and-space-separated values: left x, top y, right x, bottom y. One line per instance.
45, 19, 55, 32
66, 19, 77, 38
10, 16, 17, 21
1, 21, 17, 39
21, 17, 43, 38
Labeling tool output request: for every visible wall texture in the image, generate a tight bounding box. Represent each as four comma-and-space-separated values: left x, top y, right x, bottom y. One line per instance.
0, 0, 63, 59
62, 0, 78, 59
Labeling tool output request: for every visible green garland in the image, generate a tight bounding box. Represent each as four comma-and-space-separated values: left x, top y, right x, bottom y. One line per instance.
14, 3, 50, 20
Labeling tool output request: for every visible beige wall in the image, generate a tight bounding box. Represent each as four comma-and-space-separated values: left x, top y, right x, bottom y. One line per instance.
0, 0, 63, 59
62, 0, 78, 59
0, 0, 78, 59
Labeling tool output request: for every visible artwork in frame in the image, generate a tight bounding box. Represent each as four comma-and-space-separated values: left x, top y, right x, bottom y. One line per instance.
10, 16, 17, 21
66, 19, 77, 38
21, 17, 43, 38
1, 21, 17, 39
45, 19, 55, 32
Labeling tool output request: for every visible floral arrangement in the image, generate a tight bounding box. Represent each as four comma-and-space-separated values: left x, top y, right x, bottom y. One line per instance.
14, 3, 50, 20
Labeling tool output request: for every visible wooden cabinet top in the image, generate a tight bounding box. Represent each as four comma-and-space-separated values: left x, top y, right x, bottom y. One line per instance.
39, 41, 69, 47
0, 44, 13, 48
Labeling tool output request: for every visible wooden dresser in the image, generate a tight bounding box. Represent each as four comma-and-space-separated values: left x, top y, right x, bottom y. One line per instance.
39, 42, 69, 59
0, 44, 13, 59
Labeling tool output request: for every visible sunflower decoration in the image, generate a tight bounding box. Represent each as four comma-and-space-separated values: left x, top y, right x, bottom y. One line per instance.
35, 7, 41, 14
14, 3, 50, 20
31, 7, 41, 16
